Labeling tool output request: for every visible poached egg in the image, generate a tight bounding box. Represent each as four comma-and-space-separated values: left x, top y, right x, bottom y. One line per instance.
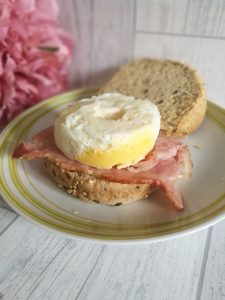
54, 93, 160, 169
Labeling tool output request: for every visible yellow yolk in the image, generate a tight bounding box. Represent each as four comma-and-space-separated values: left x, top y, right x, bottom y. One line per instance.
76, 130, 154, 169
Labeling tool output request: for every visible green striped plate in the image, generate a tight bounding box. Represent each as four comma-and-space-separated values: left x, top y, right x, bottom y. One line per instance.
0, 88, 225, 244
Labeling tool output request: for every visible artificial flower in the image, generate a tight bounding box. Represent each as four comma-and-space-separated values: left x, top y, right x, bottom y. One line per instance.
0, 0, 73, 127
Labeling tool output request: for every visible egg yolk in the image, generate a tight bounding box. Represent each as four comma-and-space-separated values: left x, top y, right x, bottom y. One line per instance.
76, 131, 155, 169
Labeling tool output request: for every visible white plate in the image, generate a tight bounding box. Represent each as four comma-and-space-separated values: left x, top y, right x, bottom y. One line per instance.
0, 88, 225, 244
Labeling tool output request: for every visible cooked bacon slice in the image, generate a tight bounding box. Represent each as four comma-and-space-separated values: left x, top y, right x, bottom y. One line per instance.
13, 126, 192, 210
158, 179, 184, 210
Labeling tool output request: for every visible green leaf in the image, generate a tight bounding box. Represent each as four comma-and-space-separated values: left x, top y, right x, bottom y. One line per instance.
37, 46, 59, 52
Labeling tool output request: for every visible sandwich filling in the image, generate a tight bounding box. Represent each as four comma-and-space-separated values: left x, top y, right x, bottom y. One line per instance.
13, 93, 192, 210
54, 93, 160, 169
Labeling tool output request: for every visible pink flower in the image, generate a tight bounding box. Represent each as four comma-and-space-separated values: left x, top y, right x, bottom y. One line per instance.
0, 0, 73, 127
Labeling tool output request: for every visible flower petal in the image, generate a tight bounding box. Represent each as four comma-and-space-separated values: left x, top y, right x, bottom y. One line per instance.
14, 0, 36, 17
0, 0, 73, 127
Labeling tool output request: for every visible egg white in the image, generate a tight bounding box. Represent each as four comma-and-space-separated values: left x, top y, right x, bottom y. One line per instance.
54, 93, 160, 169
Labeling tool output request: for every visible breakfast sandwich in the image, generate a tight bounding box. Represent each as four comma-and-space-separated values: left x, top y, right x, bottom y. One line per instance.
13, 93, 193, 210
13, 59, 207, 210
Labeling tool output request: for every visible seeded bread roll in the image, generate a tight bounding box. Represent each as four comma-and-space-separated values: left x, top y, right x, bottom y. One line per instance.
44, 159, 153, 205
99, 58, 206, 137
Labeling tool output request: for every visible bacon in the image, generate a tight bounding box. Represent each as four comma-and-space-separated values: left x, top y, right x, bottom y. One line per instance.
13, 126, 192, 210
128, 135, 185, 173
158, 179, 184, 210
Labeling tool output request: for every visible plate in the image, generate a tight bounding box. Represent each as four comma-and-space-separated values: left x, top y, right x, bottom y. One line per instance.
0, 88, 225, 244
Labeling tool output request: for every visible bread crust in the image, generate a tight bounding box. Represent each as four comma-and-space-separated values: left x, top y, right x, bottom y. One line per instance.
44, 159, 153, 205
99, 58, 207, 137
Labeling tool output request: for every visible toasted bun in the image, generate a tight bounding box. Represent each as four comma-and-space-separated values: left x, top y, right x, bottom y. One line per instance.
99, 58, 207, 137
44, 159, 153, 205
